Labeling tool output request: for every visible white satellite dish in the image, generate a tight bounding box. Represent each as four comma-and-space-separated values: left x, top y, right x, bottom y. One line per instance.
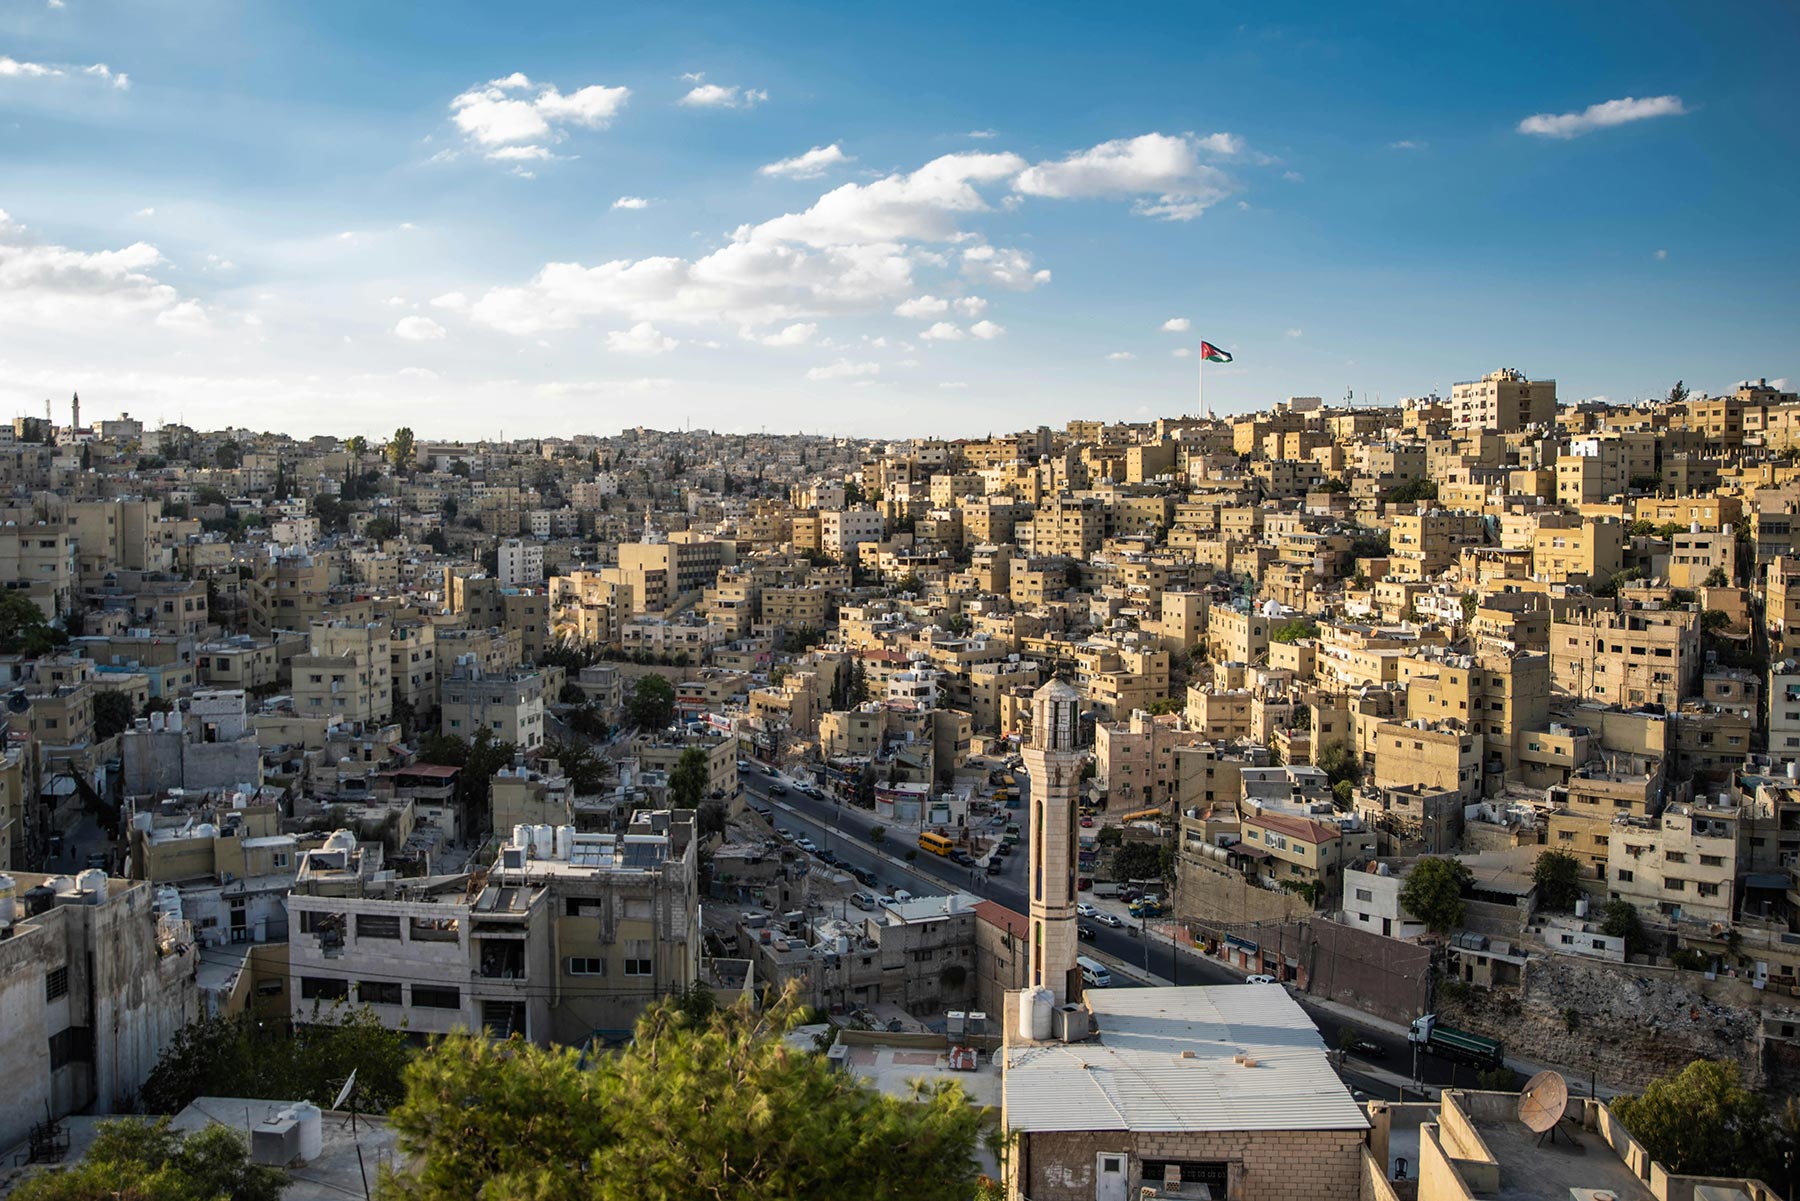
332, 1068, 357, 1111
1517, 1069, 1568, 1144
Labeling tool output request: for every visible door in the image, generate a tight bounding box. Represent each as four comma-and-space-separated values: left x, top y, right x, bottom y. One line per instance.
1095, 1152, 1127, 1201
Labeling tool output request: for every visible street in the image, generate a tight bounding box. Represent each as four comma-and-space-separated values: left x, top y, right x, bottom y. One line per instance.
738, 768, 1488, 1097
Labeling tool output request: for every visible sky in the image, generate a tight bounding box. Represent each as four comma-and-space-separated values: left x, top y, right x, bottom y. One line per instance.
2, 0, 1796, 441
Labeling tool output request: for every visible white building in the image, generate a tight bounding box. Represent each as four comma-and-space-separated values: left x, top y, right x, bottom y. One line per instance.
819, 508, 884, 557
1338, 862, 1427, 941
497, 538, 546, 588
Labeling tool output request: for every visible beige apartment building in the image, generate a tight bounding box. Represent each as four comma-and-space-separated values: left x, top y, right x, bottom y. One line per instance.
1550, 602, 1700, 709
1529, 513, 1625, 587
292, 620, 393, 726
1388, 511, 1487, 580
1450, 367, 1555, 429
1607, 802, 1740, 926
441, 660, 545, 751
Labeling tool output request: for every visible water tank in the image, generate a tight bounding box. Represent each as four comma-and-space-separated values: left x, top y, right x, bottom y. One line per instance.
290, 1102, 323, 1162
534, 824, 554, 859
48, 875, 77, 897
1017, 986, 1054, 1041
22, 884, 55, 916
76, 869, 108, 903
1575, 896, 1589, 918
324, 830, 357, 854
512, 823, 531, 851
0, 874, 14, 924
132, 811, 154, 833
557, 825, 575, 860
194, 823, 217, 841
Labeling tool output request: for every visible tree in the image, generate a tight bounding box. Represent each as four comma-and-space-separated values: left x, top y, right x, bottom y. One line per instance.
213, 441, 242, 469
1268, 618, 1318, 644
1113, 842, 1165, 883
545, 739, 606, 795
11, 1117, 285, 1201
668, 747, 710, 808
1701, 608, 1733, 634
0, 592, 61, 655
1388, 478, 1438, 504
1532, 849, 1583, 911
383, 985, 983, 1201
92, 690, 134, 741
1601, 898, 1646, 954
625, 673, 676, 731
868, 825, 887, 844
1317, 742, 1361, 787
346, 434, 368, 462
1704, 566, 1730, 588
363, 516, 401, 542
1398, 856, 1472, 934
567, 702, 610, 741
1612, 1059, 1769, 1179
1667, 379, 1689, 406
388, 426, 416, 474
142, 1006, 410, 1116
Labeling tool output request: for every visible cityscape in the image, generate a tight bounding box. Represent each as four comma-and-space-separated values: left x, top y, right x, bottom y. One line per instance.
2, 3, 1799, 1201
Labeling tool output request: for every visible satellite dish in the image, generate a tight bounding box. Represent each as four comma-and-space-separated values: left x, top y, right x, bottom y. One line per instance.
6, 691, 31, 714
331, 1068, 357, 1111
1517, 1069, 1568, 1137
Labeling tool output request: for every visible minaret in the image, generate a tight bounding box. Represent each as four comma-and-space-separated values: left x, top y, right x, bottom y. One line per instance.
70, 392, 79, 433
1022, 677, 1084, 1004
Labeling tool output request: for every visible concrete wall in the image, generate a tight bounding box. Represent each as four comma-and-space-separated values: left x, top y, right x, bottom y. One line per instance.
1015, 1126, 1364, 1201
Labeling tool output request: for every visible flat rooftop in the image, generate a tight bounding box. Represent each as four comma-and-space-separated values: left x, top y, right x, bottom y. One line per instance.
1471, 1110, 1652, 1201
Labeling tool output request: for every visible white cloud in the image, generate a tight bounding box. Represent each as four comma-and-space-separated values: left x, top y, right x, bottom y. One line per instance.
1172, 347, 1192, 358
154, 300, 208, 332
1, 55, 126, 88
961, 243, 1049, 291
966, 129, 998, 139
759, 144, 853, 179
954, 296, 987, 316
394, 315, 446, 342
751, 151, 1026, 248
894, 294, 950, 318
1282, 170, 1304, 183
1105, 351, 1135, 361
132, 207, 154, 218
0, 210, 201, 330
1285, 327, 1303, 338
430, 291, 470, 313
938, 380, 968, 389
969, 319, 1004, 340
1517, 94, 1687, 139
759, 321, 817, 347
604, 321, 678, 354
1389, 139, 1424, 150
1014, 132, 1233, 221
920, 321, 964, 341
678, 71, 707, 84
1161, 317, 1190, 332
1194, 132, 1244, 156
448, 73, 629, 166
680, 83, 767, 109
806, 359, 880, 381
1654, 248, 1668, 261
612, 196, 650, 210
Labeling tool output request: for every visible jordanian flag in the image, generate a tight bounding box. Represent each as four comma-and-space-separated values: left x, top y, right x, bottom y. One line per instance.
1200, 341, 1233, 363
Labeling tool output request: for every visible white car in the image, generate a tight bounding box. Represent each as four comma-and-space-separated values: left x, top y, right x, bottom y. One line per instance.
1244, 974, 1279, 985
1096, 912, 1125, 928
1076, 903, 1098, 918
795, 838, 817, 852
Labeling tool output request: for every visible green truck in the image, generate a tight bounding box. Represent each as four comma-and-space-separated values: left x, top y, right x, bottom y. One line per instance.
1408, 1014, 1503, 1069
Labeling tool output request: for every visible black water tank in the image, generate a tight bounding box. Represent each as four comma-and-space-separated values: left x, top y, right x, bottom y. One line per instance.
21, 884, 56, 916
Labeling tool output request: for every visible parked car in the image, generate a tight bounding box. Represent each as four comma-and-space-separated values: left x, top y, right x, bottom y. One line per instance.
1344, 1037, 1386, 1059
851, 892, 877, 911
853, 867, 877, 886
1097, 912, 1125, 929
1076, 903, 1098, 917
774, 828, 794, 842
950, 850, 973, 866
985, 859, 1004, 875
795, 837, 817, 852
1078, 816, 1095, 827
737, 759, 752, 771
800, 784, 824, 799
768, 782, 788, 796
1078, 924, 1098, 941
1118, 886, 1142, 902
1245, 975, 1278, 986
751, 805, 773, 819
996, 841, 1012, 856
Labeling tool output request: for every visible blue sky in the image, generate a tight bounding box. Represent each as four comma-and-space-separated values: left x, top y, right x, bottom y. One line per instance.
2, 0, 1795, 439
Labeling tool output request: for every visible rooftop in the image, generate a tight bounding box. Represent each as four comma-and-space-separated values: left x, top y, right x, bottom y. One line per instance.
1004, 984, 1367, 1134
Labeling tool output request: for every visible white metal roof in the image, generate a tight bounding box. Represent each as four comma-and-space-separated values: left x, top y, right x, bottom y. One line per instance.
1003, 985, 1369, 1134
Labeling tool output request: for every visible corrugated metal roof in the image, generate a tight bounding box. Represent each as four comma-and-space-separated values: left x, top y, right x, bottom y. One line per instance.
1003, 985, 1369, 1134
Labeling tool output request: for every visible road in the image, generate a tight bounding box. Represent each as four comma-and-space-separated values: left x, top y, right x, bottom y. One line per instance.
738, 768, 1487, 1097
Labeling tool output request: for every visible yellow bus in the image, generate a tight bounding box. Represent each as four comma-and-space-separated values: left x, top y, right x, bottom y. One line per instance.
918, 830, 955, 857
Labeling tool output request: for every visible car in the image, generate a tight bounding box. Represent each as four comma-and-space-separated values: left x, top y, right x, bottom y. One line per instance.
764, 765, 777, 776
1118, 886, 1142, 902
950, 850, 973, 866
1079, 816, 1094, 827
1244, 975, 1279, 986
803, 784, 824, 799
1344, 1038, 1386, 1059
850, 892, 877, 911
1097, 912, 1125, 928
84, 852, 108, 869
1078, 924, 1098, 940
737, 759, 752, 771
1076, 903, 1098, 917
795, 837, 817, 851
996, 841, 1012, 856
768, 782, 788, 796
985, 859, 1004, 875
990, 813, 1009, 827
817, 851, 839, 866
876, 895, 898, 907
853, 867, 876, 886
774, 828, 794, 842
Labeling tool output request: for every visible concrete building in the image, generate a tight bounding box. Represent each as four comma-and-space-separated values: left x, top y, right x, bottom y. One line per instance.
1450, 367, 1555, 429
440, 659, 545, 752
1550, 602, 1700, 710
0, 871, 201, 1154
496, 537, 545, 588
292, 621, 393, 726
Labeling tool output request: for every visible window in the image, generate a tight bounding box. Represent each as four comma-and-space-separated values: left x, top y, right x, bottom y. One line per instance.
411, 986, 461, 1010
45, 966, 69, 1002
358, 981, 402, 1005
1617, 869, 1633, 883
624, 939, 653, 976
356, 914, 401, 940
567, 957, 606, 976
1354, 888, 1373, 902
300, 976, 350, 1001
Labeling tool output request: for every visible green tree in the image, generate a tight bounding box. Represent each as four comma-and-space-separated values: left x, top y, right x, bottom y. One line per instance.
1268, 618, 1318, 644
142, 1007, 410, 1115
346, 434, 368, 462
1316, 742, 1361, 787
1388, 478, 1438, 504
363, 516, 401, 542
1398, 856, 1472, 934
1611, 1059, 1769, 1178
1703, 566, 1730, 587
668, 746, 710, 808
868, 824, 887, 844
388, 426, 416, 474
1601, 898, 1646, 954
1701, 609, 1732, 634
11, 1117, 285, 1201
92, 690, 134, 741
1532, 848, 1584, 912
213, 441, 242, 469
383, 985, 983, 1201
625, 673, 676, 731
545, 738, 607, 795
0, 592, 61, 655
1666, 379, 1689, 406
1113, 841, 1165, 883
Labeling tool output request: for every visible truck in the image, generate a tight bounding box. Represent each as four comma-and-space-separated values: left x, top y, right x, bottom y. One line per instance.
1091, 881, 1121, 898
1408, 1014, 1503, 1069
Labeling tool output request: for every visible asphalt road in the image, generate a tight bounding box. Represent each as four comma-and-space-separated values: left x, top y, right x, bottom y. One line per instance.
738, 768, 1489, 1096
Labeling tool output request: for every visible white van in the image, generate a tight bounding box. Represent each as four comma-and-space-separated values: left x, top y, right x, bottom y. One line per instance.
1077, 955, 1111, 988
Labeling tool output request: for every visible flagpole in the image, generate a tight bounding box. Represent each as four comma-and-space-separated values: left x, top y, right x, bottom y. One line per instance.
1198, 341, 1206, 420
